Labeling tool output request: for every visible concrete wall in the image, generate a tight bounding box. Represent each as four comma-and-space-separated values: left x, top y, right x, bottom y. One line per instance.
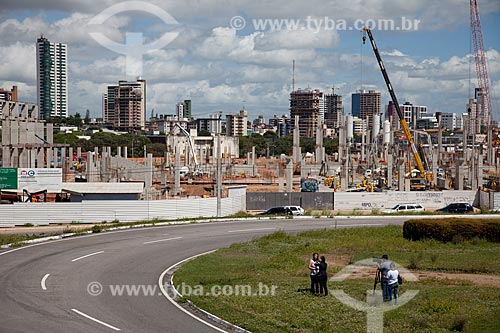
0, 189, 246, 226
247, 190, 478, 211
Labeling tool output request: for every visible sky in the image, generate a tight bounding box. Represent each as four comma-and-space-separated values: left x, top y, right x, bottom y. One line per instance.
0, 0, 499, 123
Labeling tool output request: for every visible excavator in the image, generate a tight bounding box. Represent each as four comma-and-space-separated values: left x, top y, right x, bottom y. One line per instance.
362, 27, 434, 189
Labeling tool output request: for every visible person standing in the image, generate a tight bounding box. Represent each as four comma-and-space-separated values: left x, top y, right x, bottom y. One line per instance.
386, 262, 399, 305
309, 253, 319, 294
318, 256, 328, 296
378, 254, 392, 302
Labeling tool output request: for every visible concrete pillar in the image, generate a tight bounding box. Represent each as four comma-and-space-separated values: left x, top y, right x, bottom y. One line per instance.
477, 154, 483, 190
77, 147, 82, 160
86, 151, 93, 182
145, 153, 153, 199
251, 146, 256, 166
101, 150, 108, 182
286, 161, 293, 192
293, 115, 301, 162
455, 160, 464, 190
46, 123, 53, 144
315, 123, 324, 164
123, 146, 128, 159
46, 148, 52, 168
387, 154, 393, 189
174, 147, 181, 194
117, 146, 121, 158
398, 163, 405, 191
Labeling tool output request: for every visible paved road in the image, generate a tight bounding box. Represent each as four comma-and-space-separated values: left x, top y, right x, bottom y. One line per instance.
0, 217, 405, 332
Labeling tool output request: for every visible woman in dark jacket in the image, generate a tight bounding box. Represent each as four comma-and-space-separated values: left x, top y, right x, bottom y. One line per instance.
318, 256, 328, 296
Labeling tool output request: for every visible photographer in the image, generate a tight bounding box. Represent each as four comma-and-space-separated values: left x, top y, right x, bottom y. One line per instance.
377, 254, 392, 302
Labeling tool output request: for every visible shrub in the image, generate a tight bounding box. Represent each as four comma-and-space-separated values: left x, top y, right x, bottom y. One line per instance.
403, 218, 500, 243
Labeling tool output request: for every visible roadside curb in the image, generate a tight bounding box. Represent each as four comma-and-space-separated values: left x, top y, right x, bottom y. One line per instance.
159, 251, 251, 333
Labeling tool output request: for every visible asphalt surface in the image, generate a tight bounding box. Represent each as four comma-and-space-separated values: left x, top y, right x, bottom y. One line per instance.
0, 217, 406, 332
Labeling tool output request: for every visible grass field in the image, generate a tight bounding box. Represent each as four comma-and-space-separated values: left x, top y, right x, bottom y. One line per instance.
174, 225, 500, 332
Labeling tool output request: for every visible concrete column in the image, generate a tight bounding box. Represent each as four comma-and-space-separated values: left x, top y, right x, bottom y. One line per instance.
387, 154, 393, 189
286, 161, 293, 192
174, 147, 181, 195
455, 160, 464, 190
251, 146, 255, 166
117, 146, 121, 158
477, 154, 483, 190
123, 146, 128, 159
46, 123, 53, 144
101, 150, 108, 182
86, 151, 93, 182
77, 147, 82, 160
145, 153, 153, 199
46, 148, 52, 168
398, 163, 405, 191
293, 115, 301, 162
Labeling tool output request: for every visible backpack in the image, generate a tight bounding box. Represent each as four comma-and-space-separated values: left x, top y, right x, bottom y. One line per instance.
397, 274, 403, 285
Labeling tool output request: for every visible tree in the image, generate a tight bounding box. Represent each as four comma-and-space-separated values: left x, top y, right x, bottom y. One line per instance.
324, 138, 339, 155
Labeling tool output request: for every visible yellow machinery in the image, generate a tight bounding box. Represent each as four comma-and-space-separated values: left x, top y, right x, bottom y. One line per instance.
363, 28, 433, 186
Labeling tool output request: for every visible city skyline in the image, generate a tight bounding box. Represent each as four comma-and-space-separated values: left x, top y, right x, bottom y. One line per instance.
0, 0, 499, 121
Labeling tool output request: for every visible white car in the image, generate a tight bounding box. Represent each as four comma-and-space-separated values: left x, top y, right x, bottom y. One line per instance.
383, 203, 425, 214
284, 206, 305, 216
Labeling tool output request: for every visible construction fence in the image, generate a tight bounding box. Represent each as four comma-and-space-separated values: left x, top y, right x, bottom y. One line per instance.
247, 190, 484, 211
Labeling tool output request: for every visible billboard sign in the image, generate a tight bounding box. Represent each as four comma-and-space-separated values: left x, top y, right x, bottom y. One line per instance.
0, 168, 18, 190
18, 168, 62, 192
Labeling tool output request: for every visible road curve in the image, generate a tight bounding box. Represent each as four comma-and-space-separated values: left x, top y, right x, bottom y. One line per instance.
0, 217, 404, 332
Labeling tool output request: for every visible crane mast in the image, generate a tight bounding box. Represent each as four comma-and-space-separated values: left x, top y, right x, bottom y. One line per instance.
362, 27, 431, 181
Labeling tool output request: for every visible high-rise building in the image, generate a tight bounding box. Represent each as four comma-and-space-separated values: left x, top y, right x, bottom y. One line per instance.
385, 100, 426, 129
290, 88, 324, 137
183, 100, 192, 120
0, 85, 18, 102
176, 102, 185, 120
103, 79, 146, 131
226, 109, 248, 136
324, 91, 343, 129
36, 36, 68, 119
351, 90, 380, 129
466, 97, 481, 134
440, 112, 457, 131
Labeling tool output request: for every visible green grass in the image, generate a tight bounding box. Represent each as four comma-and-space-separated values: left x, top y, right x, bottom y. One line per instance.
174, 225, 500, 332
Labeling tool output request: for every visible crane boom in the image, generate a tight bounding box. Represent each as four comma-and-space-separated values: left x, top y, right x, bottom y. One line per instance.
362, 27, 427, 178
174, 123, 199, 172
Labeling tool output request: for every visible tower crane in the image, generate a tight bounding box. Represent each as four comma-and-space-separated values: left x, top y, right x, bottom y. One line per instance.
362, 27, 433, 184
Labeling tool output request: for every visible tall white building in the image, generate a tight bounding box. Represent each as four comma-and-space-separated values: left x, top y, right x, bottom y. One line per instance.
36, 35, 68, 119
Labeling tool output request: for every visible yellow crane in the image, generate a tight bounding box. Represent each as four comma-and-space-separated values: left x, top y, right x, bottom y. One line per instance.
362, 27, 433, 185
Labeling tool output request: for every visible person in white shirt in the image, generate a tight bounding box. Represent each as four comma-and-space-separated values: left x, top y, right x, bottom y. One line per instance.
386, 262, 399, 305
308, 253, 319, 294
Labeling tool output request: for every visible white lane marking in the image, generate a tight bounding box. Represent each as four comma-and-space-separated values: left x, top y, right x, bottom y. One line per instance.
41, 273, 50, 290
143, 236, 183, 245
71, 308, 121, 331
159, 250, 228, 333
71, 251, 104, 262
227, 227, 276, 233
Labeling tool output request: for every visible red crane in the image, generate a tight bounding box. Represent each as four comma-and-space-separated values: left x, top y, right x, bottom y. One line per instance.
470, 0, 492, 127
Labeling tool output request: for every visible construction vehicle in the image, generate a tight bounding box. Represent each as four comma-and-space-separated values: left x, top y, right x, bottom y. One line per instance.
362, 27, 433, 188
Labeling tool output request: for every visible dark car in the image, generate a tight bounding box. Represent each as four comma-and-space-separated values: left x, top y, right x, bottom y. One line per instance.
260, 206, 292, 215
436, 203, 473, 214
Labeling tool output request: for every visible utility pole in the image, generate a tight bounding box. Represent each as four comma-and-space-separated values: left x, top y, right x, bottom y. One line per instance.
216, 113, 222, 217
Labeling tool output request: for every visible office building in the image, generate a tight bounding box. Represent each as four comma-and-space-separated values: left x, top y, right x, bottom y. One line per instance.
352, 90, 380, 130
290, 88, 324, 137
226, 109, 248, 136
103, 79, 146, 131
36, 36, 68, 119
440, 112, 457, 131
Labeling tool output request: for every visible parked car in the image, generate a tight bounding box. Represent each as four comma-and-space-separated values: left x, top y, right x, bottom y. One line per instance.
436, 203, 473, 214
284, 206, 304, 216
260, 206, 293, 215
383, 203, 425, 214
